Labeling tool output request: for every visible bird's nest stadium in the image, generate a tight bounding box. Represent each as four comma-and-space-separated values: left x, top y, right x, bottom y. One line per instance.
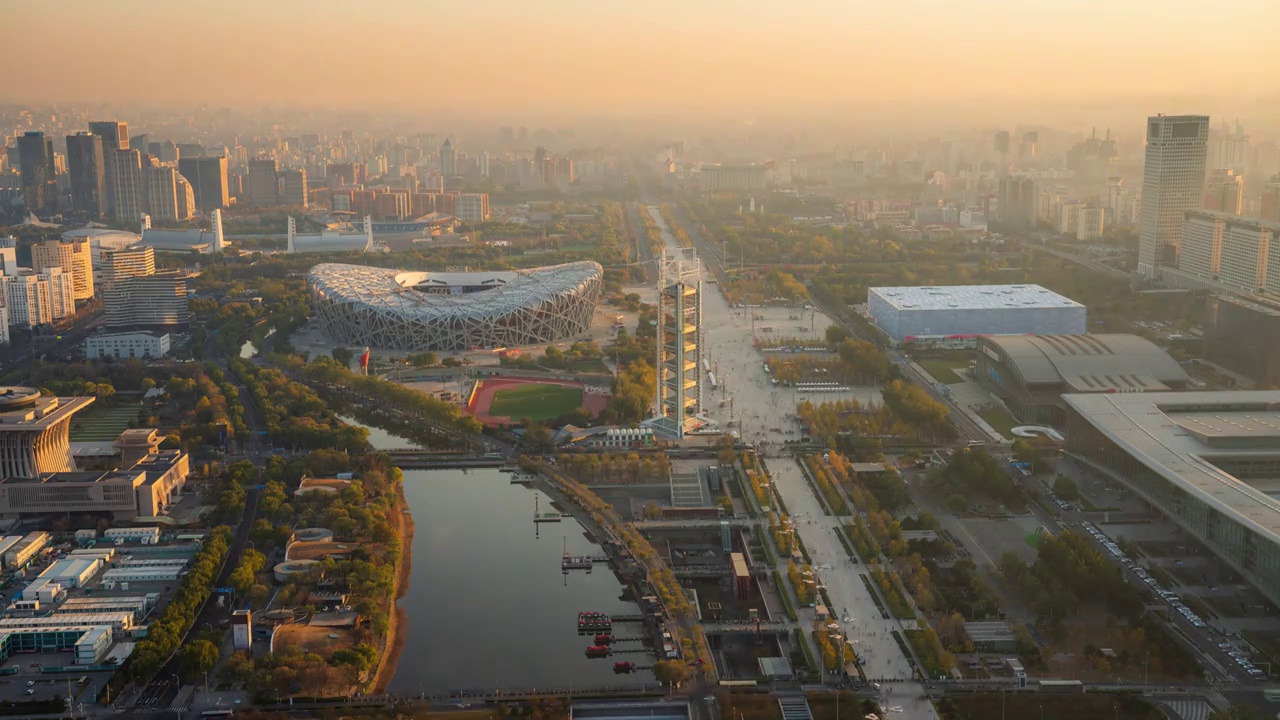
307, 261, 603, 351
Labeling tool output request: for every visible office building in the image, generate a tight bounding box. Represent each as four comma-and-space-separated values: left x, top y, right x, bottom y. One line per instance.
994, 130, 1010, 155
0, 389, 95, 478
974, 334, 1189, 425
1203, 169, 1244, 214
281, 168, 307, 206
1138, 115, 1209, 276
0, 295, 8, 344
867, 284, 1087, 342
84, 331, 170, 360
1064, 391, 1280, 609
32, 239, 94, 301
108, 149, 144, 224
177, 156, 229, 211
102, 272, 189, 329
440, 139, 456, 177
478, 151, 490, 178
0, 245, 15, 276
88, 121, 128, 217
102, 246, 155, 285
1174, 212, 1280, 295
455, 193, 489, 223
1203, 294, 1280, 387
174, 172, 196, 219
65, 132, 105, 218
651, 249, 703, 439
17, 132, 56, 214
247, 158, 279, 205
143, 163, 183, 221
699, 164, 767, 192
1207, 120, 1249, 175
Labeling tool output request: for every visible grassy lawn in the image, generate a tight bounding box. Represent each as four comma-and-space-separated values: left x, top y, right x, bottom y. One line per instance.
977, 407, 1018, 440
918, 359, 967, 384
487, 384, 583, 421
69, 404, 140, 442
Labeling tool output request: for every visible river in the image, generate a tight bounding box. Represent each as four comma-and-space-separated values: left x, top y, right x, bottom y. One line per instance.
336, 414, 421, 451
388, 467, 655, 695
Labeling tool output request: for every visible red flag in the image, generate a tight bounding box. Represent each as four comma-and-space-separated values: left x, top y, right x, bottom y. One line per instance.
359, 348, 370, 370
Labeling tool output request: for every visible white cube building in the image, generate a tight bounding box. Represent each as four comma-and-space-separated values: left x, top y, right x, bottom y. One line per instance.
867, 284, 1086, 342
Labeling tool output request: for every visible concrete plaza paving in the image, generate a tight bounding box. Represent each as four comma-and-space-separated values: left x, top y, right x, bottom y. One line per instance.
650, 208, 939, 719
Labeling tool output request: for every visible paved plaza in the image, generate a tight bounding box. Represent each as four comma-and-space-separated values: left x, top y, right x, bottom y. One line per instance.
650, 208, 939, 719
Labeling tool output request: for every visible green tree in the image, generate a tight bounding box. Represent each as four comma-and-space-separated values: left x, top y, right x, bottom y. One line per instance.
1053, 475, 1079, 501
331, 347, 354, 367
653, 658, 691, 689
179, 639, 220, 681
945, 494, 968, 514
825, 324, 851, 346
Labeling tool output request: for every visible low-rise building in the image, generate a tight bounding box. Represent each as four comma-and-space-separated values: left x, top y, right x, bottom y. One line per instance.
84, 331, 170, 360
4, 531, 49, 568
104, 527, 161, 544
36, 557, 101, 588
101, 565, 183, 584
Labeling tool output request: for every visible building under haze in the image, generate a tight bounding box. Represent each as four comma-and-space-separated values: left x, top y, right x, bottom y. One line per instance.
699, 164, 767, 193
1203, 294, 1280, 387
108, 149, 144, 224
17, 132, 56, 215
440, 139, 456, 178
1203, 168, 1244, 215
88, 121, 128, 218
1138, 115, 1209, 277
177, 156, 229, 211
65, 132, 105, 219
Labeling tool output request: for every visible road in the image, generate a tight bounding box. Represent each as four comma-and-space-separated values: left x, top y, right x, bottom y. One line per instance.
132, 487, 260, 711
651, 208, 940, 719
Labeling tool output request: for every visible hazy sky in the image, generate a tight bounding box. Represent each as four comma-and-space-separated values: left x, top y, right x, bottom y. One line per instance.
7, 0, 1278, 123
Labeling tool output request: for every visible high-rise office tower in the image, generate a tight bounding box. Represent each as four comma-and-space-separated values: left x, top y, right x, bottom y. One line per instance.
174, 173, 196, 219
157, 140, 180, 164
177, 156, 229, 211
478, 151, 490, 178
88, 121, 128, 217
440, 139, 456, 177
1203, 169, 1244, 215
1138, 115, 1209, 276
32, 239, 94, 301
66, 132, 105, 218
109, 149, 144, 224
102, 246, 155, 286
280, 169, 307, 207
17, 132, 57, 214
247, 158, 279, 206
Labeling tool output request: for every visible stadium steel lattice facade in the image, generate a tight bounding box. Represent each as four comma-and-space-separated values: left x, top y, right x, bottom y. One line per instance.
308, 261, 602, 351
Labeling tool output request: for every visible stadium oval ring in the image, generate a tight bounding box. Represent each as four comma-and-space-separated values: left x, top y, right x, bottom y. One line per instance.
308, 261, 603, 352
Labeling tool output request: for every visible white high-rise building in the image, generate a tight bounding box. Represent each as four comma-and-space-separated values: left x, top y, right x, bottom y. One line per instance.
1139, 115, 1209, 277
42, 268, 75, 321
3, 273, 53, 328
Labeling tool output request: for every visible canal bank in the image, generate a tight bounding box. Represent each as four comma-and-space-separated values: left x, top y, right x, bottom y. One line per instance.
371, 498, 414, 692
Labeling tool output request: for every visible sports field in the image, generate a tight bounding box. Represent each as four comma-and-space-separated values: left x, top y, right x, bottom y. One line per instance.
69, 404, 140, 442
488, 383, 584, 422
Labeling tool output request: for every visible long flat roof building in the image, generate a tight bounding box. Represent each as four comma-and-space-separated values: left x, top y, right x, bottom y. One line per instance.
1064, 391, 1280, 607
976, 334, 1189, 425
867, 284, 1086, 341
